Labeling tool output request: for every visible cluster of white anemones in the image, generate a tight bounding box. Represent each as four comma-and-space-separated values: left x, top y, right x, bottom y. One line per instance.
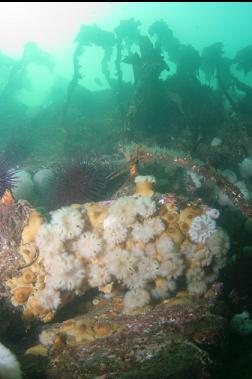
181, 228, 229, 295
32, 195, 229, 315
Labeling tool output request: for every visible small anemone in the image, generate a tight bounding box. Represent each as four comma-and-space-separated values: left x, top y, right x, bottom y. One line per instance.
12, 287, 33, 305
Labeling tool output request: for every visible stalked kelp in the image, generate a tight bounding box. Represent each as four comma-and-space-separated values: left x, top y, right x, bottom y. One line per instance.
123, 34, 170, 139
235, 44, 252, 75
62, 25, 116, 123
149, 19, 181, 61
63, 19, 141, 126
0, 42, 53, 109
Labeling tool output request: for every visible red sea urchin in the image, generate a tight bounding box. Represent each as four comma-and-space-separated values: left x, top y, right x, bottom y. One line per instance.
50, 159, 108, 209
0, 157, 16, 198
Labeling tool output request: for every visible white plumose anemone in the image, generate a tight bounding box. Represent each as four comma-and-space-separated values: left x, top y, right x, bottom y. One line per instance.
156, 235, 175, 259
50, 207, 85, 241
159, 253, 184, 280
135, 196, 156, 218
88, 263, 111, 288
206, 208, 220, 219
38, 288, 61, 311
189, 215, 216, 244
106, 248, 140, 283
47, 253, 85, 291
151, 279, 177, 299
131, 218, 164, 243
75, 232, 102, 260
103, 215, 128, 246
131, 221, 154, 243
108, 197, 138, 226
124, 288, 151, 311
35, 223, 65, 264
137, 257, 160, 281
39, 329, 57, 346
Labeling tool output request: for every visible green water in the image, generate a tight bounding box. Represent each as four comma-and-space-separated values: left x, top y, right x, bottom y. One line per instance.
0, 2, 252, 160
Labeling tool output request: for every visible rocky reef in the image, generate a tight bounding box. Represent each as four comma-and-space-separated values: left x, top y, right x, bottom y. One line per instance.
30, 290, 227, 379
0, 176, 229, 324
0, 175, 232, 378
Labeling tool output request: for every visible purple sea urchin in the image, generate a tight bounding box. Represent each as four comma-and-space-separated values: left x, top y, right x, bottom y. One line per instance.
51, 159, 108, 209
0, 157, 16, 198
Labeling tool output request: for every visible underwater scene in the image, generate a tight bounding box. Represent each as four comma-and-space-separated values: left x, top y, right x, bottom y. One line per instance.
1, 2, 252, 378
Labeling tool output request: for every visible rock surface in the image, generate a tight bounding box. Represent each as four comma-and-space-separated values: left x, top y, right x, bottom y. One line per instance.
23, 291, 227, 379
